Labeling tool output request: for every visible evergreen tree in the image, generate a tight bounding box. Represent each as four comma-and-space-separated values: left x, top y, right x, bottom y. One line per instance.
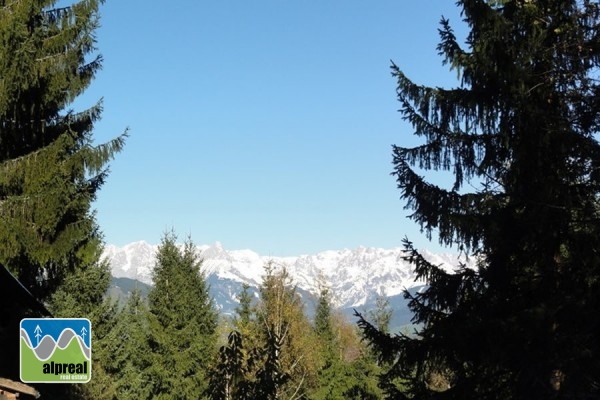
342, 353, 384, 400
368, 295, 392, 335
0, 1, 125, 398
312, 286, 349, 400
234, 282, 256, 334
357, 1, 600, 399
314, 286, 336, 350
312, 289, 384, 400
48, 247, 125, 400
105, 289, 153, 400
206, 330, 254, 400
146, 232, 218, 399
207, 284, 260, 399
0, 0, 126, 304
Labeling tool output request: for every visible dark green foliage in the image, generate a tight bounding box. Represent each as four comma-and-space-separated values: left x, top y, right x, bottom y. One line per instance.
50, 256, 123, 399
343, 352, 386, 400
146, 232, 218, 399
358, 1, 600, 399
0, 1, 125, 398
79, 300, 120, 399
0, 0, 127, 304
234, 282, 255, 330
312, 286, 385, 400
312, 286, 344, 399
207, 330, 254, 400
253, 327, 292, 400
314, 287, 336, 347
98, 289, 152, 400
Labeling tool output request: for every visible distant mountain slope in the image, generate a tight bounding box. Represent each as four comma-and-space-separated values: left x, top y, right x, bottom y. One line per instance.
108, 277, 152, 304
107, 276, 422, 330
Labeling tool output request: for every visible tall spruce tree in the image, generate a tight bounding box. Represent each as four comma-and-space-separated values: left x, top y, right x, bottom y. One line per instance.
357, 1, 600, 399
312, 286, 350, 400
0, 0, 126, 304
314, 287, 336, 349
105, 289, 153, 400
234, 282, 256, 333
0, 2, 125, 398
146, 232, 218, 399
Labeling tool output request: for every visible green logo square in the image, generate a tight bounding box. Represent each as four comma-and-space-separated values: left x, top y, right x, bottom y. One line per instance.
20, 318, 91, 383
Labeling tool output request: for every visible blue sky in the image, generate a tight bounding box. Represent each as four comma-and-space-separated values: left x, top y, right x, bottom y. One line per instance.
80, 1, 469, 256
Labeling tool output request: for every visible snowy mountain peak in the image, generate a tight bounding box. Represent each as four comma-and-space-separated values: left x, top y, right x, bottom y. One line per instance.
103, 241, 463, 309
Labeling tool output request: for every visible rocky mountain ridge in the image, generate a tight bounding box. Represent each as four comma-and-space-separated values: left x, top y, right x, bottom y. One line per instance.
103, 241, 463, 309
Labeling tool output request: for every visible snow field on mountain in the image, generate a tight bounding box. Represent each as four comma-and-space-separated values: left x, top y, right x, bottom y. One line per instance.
103, 241, 463, 308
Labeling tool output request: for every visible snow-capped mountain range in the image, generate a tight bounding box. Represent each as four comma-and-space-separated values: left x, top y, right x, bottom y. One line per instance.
103, 241, 463, 310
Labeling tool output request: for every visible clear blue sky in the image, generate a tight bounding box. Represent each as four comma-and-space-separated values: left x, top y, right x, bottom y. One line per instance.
80, 1, 468, 256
